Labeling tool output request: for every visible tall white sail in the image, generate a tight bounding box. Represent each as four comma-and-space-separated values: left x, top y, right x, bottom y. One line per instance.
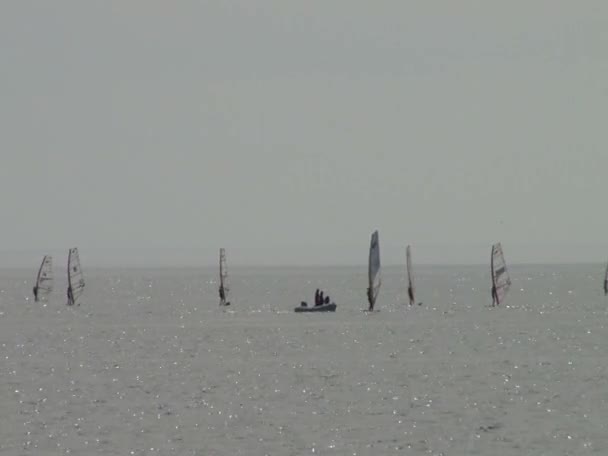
406, 245, 415, 305
219, 248, 229, 293
491, 242, 511, 305
67, 248, 85, 305
35, 255, 53, 295
368, 230, 381, 309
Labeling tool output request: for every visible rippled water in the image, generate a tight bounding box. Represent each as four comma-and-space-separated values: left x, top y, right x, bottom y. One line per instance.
1, 264, 607, 455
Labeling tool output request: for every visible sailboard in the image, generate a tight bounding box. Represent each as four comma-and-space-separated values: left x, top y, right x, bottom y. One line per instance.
406, 245, 418, 306
219, 248, 230, 306
34, 255, 53, 301
604, 264, 608, 296
67, 247, 85, 306
490, 242, 511, 306
367, 230, 381, 311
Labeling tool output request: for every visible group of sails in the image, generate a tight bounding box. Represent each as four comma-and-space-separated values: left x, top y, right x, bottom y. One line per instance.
41, 240, 608, 311
32, 247, 231, 308
32, 248, 85, 306
365, 233, 513, 311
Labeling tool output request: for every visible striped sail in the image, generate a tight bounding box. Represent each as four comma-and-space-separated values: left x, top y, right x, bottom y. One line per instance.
36, 255, 53, 295
491, 242, 511, 305
67, 248, 85, 305
368, 230, 381, 308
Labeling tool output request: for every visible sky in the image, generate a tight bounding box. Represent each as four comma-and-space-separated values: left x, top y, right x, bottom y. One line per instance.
1, 1, 607, 267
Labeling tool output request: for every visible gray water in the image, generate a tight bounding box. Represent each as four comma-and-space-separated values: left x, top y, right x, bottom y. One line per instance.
1, 264, 607, 455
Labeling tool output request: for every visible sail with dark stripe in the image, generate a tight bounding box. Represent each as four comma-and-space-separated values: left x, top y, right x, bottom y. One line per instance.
67, 248, 85, 306
491, 242, 511, 305
406, 245, 415, 306
34, 255, 53, 301
367, 230, 381, 310
219, 248, 230, 306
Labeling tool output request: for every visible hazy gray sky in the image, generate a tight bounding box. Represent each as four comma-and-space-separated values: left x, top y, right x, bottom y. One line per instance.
1, 1, 607, 266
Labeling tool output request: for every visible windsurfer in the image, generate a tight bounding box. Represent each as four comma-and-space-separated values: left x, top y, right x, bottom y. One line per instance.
407, 286, 414, 306
33, 286, 39, 302
491, 284, 498, 306
367, 287, 374, 311
219, 284, 226, 306
67, 286, 74, 306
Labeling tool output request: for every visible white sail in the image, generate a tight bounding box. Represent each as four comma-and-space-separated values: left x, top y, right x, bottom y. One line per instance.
406, 245, 415, 305
491, 242, 511, 305
219, 248, 229, 293
35, 255, 53, 294
67, 248, 85, 305
368, 230, 381, 308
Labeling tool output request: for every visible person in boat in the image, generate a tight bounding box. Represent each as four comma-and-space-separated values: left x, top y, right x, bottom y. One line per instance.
407, 286, 414, 306
67, 286, 74, 306
367, 287, 374, 311
324, 295, 330, 305
491, 284, 498, 306
315, 289, 320, 306
219, 284, 226, 306
317, 291, 324, 306
33, 285, 39, 302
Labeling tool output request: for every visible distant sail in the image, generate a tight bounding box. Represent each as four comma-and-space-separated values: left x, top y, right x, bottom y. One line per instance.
35, 255, 53, 298
406, 245, 415, 306
219, 248, 230, 306
491, 242, 511, 305
367, 230, 381, 310
604, 264, 608, 296
67, 248, 85, 306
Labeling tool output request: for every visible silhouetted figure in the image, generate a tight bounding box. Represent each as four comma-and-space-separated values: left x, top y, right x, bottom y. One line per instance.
491, 284, 498, 306
367, 287, 374, 311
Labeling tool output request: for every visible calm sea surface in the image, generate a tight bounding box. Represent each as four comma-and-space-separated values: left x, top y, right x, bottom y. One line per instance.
1, 264, 607, 455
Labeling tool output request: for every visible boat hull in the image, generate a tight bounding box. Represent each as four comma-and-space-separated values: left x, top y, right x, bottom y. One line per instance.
294, 303, 337, 313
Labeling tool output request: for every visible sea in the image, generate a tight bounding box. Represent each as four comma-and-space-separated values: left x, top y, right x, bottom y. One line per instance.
1, 264, 607, 456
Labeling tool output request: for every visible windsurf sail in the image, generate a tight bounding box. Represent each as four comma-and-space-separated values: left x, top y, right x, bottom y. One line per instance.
490, 242, 511, 305
219, 248, 230, 305
604, 264, 608, 296
367, 230, 381, 310
34, 255, 53, 299
67, 247, 85, 306
406, 245, 415, 306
